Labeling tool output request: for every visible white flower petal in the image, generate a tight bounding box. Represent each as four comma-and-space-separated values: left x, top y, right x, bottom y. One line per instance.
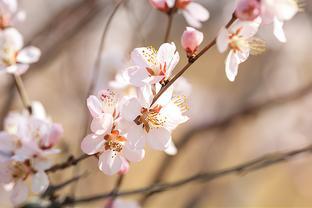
11, 180, 28, 206
273, 18, 287, 43
16, 46, 41, 64
32, 171, 49, 194
121, 98, 141, 121
87, 95, 103, 117
216, 27, 229, 53
125, 66, 150, 87
90, 113, 113, 135
225, 51, 239, 82
164, 139, 177, 155
81, 134, 104, 155
98, 151, 123, 175
185, 2, 210, 22
146, 128, 171, 151
123, 143, 145, 162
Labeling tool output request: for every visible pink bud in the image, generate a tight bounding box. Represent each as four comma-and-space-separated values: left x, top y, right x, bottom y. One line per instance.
181, 27, 203, 57
40, 123, 63, 149
149, 0, 170, 13
235, 0, 261, 21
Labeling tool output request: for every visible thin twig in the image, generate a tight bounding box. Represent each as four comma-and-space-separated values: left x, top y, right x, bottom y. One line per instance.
51, 144, 312, 207
164, 13, 174, 42
87, 0, 126, 95
46, 154, 90, 173
140, 80, 312, 204
41, 173, 88, 199
13, 74, 32, 113
151, 13, 237, 106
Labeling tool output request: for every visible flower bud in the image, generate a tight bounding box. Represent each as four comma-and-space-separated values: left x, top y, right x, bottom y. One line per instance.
181, 27, 203, 57
149, 0, 171, 13
235, 0, 261, 21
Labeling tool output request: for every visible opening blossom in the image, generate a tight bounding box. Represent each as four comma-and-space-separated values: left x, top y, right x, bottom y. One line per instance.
0, 27, 41, 75
235, 0, 301, 42
181, 27, 203, 58
81, 89, 145, 175
119, 84, 189, 153
217, 19, 265, 82
149, 0, 209, 28
125, 43, 179, 87
0, 102, 63, 206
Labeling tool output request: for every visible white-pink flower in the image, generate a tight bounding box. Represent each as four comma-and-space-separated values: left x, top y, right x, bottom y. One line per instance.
216, 19, 265, 82
0, 0, 25, 28
0, 28, 41, 75
109, 199, 140, 208
149, 0, 175, 13
149, 0, 209, 28
81, 89, 145, 175
176, 0, 209, 28
260, 0, 300, 42
235, 0, 261, 21
119, 84, 188, 152
181, 27, 203, 57
125, 43, 179, 87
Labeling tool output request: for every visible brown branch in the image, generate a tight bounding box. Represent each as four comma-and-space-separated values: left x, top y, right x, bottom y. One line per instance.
164, 12, 174, 43
50, 144, 312, 207
13, 74, 32, 113
87, 0, 127, 95
46, 154, 90, 173
139, 81, 312, 204
150, 13, 237, 106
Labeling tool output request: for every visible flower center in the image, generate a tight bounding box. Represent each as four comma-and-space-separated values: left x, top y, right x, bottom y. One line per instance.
1, 46, 17, 66
104, 130, 126, 152
134, 106, 165, 133
11, 161, 31, 180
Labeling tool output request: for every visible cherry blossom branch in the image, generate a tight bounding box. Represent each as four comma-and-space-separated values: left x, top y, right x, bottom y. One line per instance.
151, 13, 237, 106
13, 74, 32, 114
140, 81, 312, 204
50, 143, 312, 207
46, 154, 90, 173
41, 173, 88, 199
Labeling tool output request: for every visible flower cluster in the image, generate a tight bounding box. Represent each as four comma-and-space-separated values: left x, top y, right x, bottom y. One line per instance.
0, 102, 63, 205
216, 0, 301, 81
82, 43, 190, 175
149, 0, 209, 28
0, 0, 40, 75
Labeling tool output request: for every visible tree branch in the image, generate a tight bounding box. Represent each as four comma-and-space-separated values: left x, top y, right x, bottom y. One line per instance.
150, 13, 237, 106
46, 154, 90, 173
140, 81, 312, 204
51, 143, 312, 207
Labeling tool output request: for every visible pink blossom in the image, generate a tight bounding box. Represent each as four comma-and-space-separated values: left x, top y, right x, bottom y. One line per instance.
181, 27, 203, 57
119, 84, 188, 152
260, 0, 299, 42
149, 0, 175, 13
216, 19, 264, 81
82, 89, 145, 175
124, 43, 179, 87
235, 0, 261, 21
176, 0, 209, 28
0, 28, 41, 75
0, 0, 25, 28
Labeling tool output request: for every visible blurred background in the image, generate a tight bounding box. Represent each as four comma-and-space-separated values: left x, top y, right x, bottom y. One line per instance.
1, 0, 312, 207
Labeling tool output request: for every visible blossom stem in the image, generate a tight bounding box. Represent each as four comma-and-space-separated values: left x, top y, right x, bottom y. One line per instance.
56, 143, 312, 206
13, 74, 32, 113
46, 154, 91, 173
87, 0, 126, 95
164, 13, 174, 42
150, 13, 237, 106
